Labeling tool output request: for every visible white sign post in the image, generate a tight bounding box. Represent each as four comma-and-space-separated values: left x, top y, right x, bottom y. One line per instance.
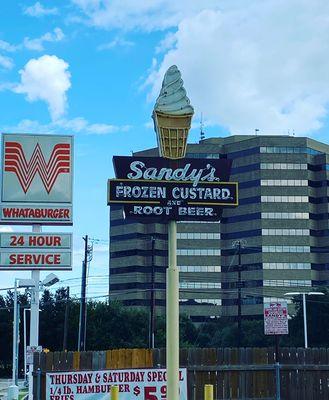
0, 133, 74, 400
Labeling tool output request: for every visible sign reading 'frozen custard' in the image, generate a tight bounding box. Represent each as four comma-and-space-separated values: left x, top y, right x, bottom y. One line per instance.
108, 156, 238, 221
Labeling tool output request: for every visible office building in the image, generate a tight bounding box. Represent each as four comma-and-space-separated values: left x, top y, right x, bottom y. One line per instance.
109, 135, 329, 321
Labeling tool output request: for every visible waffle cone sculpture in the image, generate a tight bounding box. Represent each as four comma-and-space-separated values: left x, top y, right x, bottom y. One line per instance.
153, 65, 194, 159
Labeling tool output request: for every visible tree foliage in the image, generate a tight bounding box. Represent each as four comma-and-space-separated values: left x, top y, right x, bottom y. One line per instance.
1, 287, 329, 377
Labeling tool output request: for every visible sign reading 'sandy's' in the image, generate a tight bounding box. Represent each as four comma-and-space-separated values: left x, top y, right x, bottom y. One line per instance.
108, 156, 238, 221
1, 134, 73, 225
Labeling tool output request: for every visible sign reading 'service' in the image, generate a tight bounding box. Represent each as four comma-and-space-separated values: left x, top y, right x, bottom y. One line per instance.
1, 134, 73, 225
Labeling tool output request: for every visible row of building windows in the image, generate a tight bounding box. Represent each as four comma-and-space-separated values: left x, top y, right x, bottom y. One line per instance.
261, 179, 308, 187
262, 212, 309, 219
261, 196, 308, 203
263, 262, 311, 270
264, 279, 312, 287
262, 246, 310, 253
177, 249, 221, 256
260, 147, 322, 155
181, 298, 222, 305
262, 229, 309, 236
264, 297, 292, 304
180, 282, 221, 289
186, 153, 220, 159
179, 265, 221, 272
261, 163, 307, 170
177, 232, 220, 240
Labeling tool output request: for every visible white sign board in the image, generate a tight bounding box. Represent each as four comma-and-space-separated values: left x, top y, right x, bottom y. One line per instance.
46, 368, 187, 400
0, 232, 72, 270
0, 233, 72, 248
26, 345, 42, 365
1, 133, 73, 225
264, 302, 289, 335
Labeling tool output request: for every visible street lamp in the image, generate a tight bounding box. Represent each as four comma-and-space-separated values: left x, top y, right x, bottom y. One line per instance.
284, 291, 324, 348
9, 278, 35, 400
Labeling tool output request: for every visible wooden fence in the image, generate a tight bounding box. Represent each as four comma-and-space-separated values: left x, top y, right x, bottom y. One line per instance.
34, 347, 329, 399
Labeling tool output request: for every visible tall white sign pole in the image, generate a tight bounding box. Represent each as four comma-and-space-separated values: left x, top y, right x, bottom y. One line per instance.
28, 224, 41, 400
166, 220, 179, 400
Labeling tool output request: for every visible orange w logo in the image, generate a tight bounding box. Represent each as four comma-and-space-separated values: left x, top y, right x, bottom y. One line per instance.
4, 142, 71, 194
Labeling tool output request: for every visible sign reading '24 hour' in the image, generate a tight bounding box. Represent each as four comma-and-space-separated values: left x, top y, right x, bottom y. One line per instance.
108, 156, 238, 221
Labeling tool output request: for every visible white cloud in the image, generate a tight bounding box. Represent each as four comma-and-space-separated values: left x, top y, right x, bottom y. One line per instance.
71, 0, 221, 31
0, 54, 14, 69
97, 37, 134, 51
0, 226, 14, 233
1, 117, 132, 136
145, 0, 329, 135
0, 39, 17, 52
14, 55, 71, 121
24, 2, 59, 17
23, 28, 65, 51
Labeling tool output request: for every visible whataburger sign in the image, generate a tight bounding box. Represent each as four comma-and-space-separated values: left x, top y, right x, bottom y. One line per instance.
0, 133, 74, 271
108, 156, 238, 221
1, 133, 73, 225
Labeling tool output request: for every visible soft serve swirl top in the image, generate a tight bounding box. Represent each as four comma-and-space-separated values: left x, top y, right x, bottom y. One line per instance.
154, 65, 194, 115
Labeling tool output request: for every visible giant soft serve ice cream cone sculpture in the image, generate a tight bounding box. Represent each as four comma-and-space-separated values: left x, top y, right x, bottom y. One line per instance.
153, 65, 194, 159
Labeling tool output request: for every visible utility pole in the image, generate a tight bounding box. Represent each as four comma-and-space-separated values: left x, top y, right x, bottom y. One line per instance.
78, 235, 88, 351
149, 236, 156, 349
63, 286, 70, 351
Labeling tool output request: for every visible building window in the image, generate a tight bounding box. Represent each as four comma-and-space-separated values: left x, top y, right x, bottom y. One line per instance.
180, 282, 221, 289
262, 229, 309, 236
261, 196, 308, 203
263, 263, 311, 270
179, 265, 221, 272
262, 212, 309, 219
177, 249, 221, 256
177, 232, 220, 239
261, 163, 307, 170
264, 279, 312, 287
261, 179, 308, 186
181, 298, 222, 305
264, 297, 292, 304
262, 246, 310, 253
260, 146, 322, 155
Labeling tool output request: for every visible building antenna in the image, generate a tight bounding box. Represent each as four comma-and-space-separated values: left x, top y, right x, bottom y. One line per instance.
200, 112, 205, 141
255, 129, 259, 136
292, 129, 295, 136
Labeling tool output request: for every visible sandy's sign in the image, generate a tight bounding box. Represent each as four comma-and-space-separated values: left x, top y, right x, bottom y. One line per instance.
1, 134, 73, 225
108, 156, 238, 221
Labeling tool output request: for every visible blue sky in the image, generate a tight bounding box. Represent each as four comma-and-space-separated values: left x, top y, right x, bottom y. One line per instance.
0, 0, 329, 297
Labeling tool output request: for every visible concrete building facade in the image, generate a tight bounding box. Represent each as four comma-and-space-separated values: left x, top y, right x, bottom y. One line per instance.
109, 135, 329, 322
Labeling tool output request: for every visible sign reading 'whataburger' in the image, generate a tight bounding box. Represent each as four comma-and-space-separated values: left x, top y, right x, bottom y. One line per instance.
1, 134, 73, 225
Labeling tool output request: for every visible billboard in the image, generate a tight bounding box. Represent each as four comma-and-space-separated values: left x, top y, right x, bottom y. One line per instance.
46, 368, 187, 400
0, 232, 72, 270
108, 156, 238, 221
264, 302, 289, 335
1, 134, 73, 225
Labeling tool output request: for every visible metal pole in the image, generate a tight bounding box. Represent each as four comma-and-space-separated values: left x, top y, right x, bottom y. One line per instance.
111, 386, 119, 400
29, 224, 41, 400
166, 220, 179, 400
12, 278, 18, 386
302, 293, 308, 348
275, 362, 281, 400
24, 308, 27, 384
149, 236, 155, 349
78, 235, 88, 351
237, 241, 242, 347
